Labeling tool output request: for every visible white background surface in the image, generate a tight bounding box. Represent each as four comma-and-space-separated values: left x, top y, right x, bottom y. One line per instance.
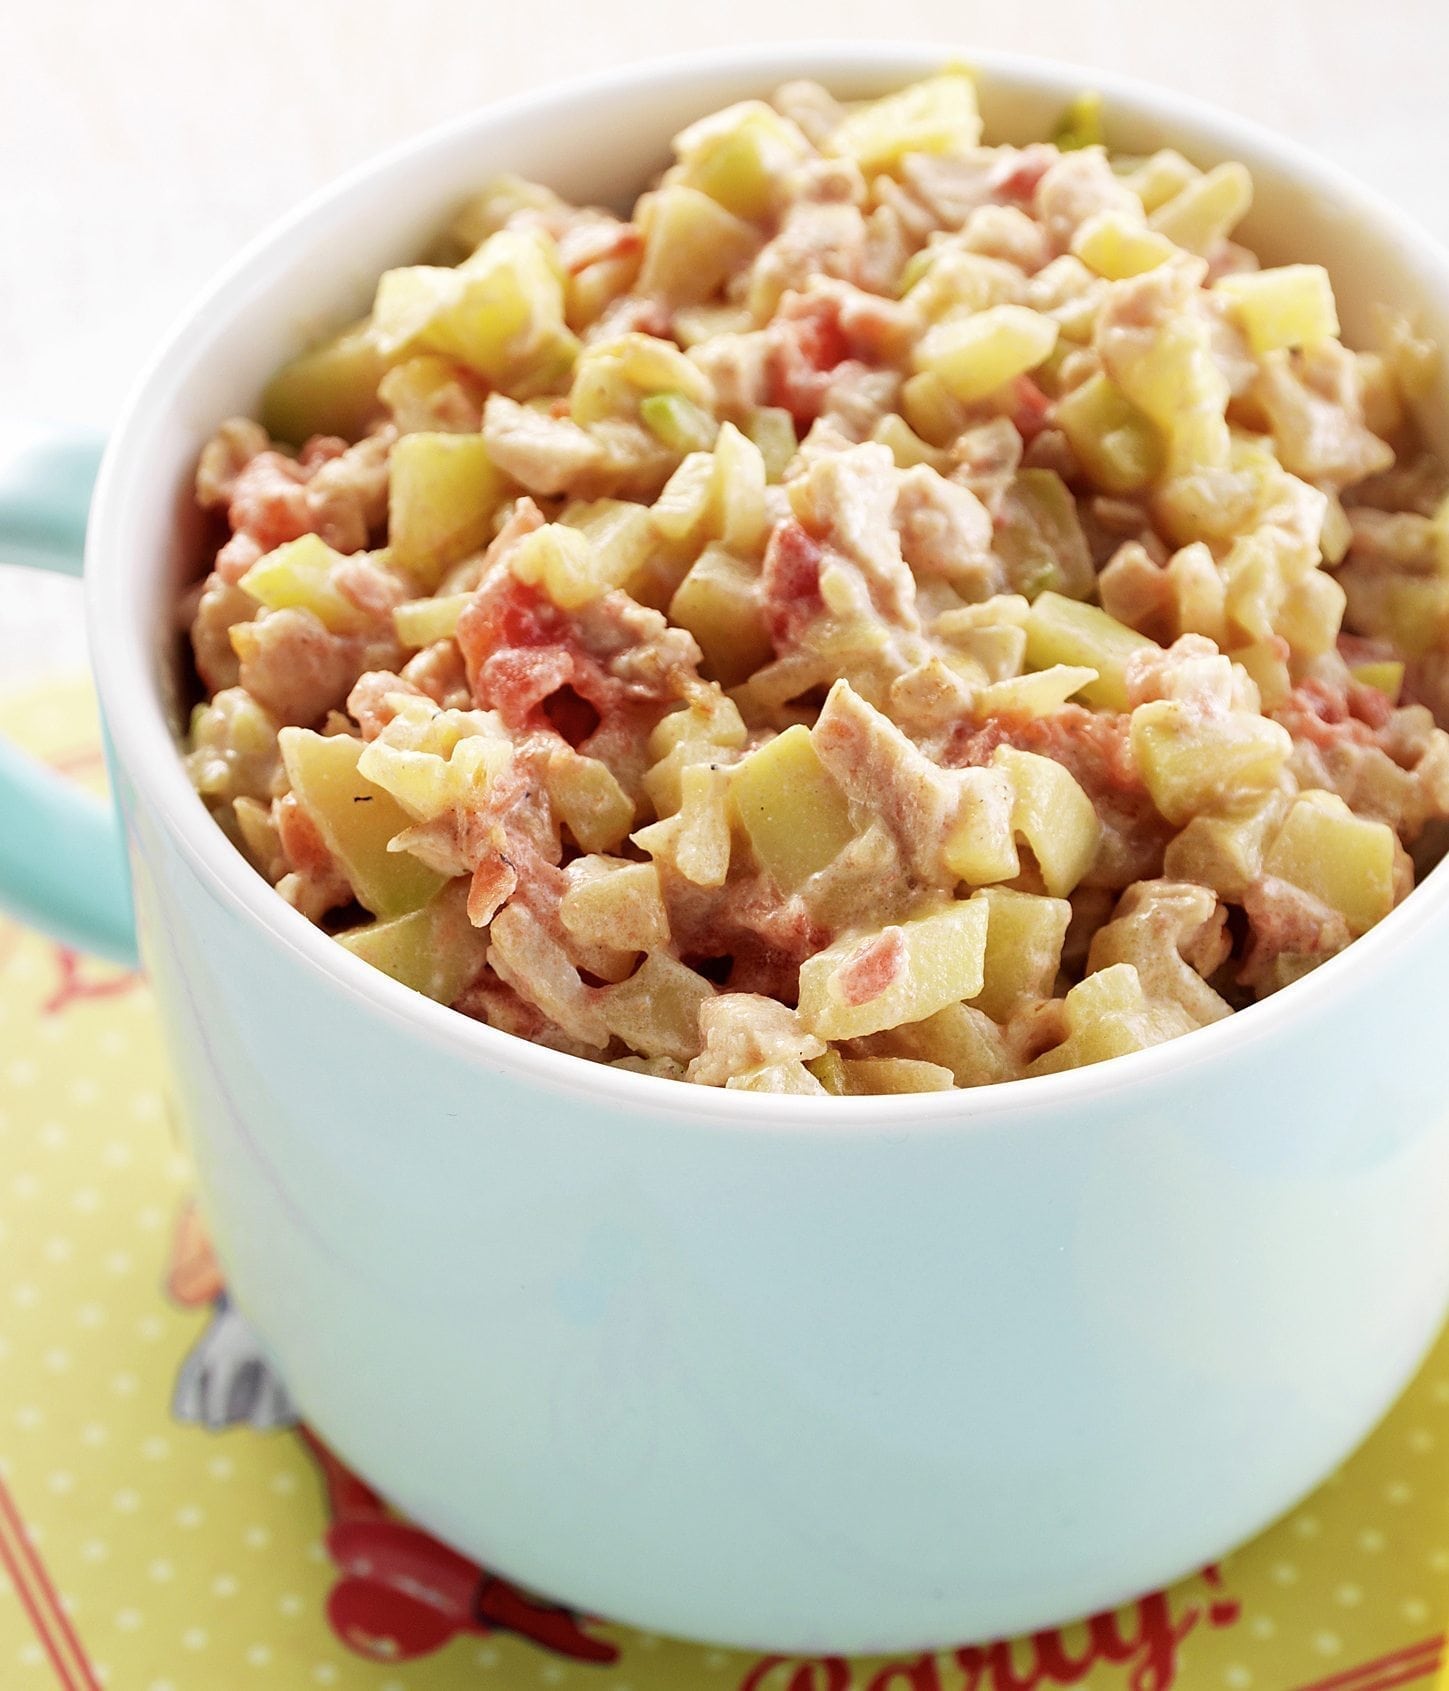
1, 0, 1442, 681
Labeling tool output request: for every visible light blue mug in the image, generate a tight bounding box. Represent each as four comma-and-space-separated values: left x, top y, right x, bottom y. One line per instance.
4, 44, 1449, 1654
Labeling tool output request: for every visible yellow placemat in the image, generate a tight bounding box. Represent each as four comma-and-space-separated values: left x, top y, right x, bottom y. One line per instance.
3, 674, 1449, 1691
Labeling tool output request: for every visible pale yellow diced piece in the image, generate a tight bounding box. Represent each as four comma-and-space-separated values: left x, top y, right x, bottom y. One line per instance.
1214, 265, 1340, 355
261, 319, 385, 446
872, 412, 950, 472
570, 331, 714, 427
730, 724, 857, 892
1124, 150, 1201, 215
993, 745, 1101, 898
1031, 256, 1104, 344
359, 729, 510, 825
1026, 962, 1194, 1075
279, 728, 445, 918
336, 882, 488, 1004
1053, 372, 1165, 498
669, 545, 771, 688
1317, 491, 1352, 568
545, 747, 635, 854
1148, 162, 1253, 256
807, 1048, 849, 1094
651, 422, 768, 554
744, 407, 799, 482
231, 794, 282, 875
1111, 316, 1231, 472
388, 432, 504, 588
674, 99, 811, 220
1229, 640, 1292, 712
933, 595, 1031, 681
711, 421, 770, 553
652, 451, 714, 542
1263, 790, 1399, 936
1276, 568, 1347, 659
1061, 960, 1167, 1034
1375, 306, 1441, 404
902, 247, 1027, 323
942, 767, 1020, 887
239, 534, 370, 635
992, 468, 1095, 602
558, 497, 661, 596
637, 185, 759, 306
1151, 432, 1284, 549
914, 305, 1059, 405
1023, 591, 1157, 712
362, 692, 479, 758
1072, 213, 1178, 280
1342, 573, 1449, 661
676, 761, 734, 888
1350, 660, 1405, 703
673, 304, 755, 347
900, 370, 970, 448
560, 858, 671, 954
186, 689, 282, 806
797, 899, 990, 1042
445, 175, 567, 255
878, 1001, 1017, 1087
371, 227, 576, 388
508, 521, 609, 610
635, 762, 733, 887
566, 248, 642, 335
727, 1061, 828, 1095
649, 692, 748, 762
1051, 90, 1104, 152
640, 392, 719, 454
969, 886, 1072, 1023
836, 1057, 956, 1094
1130, 699, 1292, 826
599, 952, 716, 1062
974, 665, 1099, 718
394, 592, 474, 648
611, 1053, 688, 1081
826, 70, 982, 172
357, 697, 513, 825
643, 689, 749, 816
1220, 527, 1311, 649
1163, 794, 1288, 900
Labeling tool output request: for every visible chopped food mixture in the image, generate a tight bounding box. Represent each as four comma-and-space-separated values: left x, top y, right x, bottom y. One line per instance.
179, 71, 1449, 1094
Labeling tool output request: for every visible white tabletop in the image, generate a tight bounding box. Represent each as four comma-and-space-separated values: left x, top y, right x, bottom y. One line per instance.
2, 0, 1442, 681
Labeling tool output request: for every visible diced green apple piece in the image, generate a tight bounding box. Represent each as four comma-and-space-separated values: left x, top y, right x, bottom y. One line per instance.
731, 725, 857, 891
238, 534, 371, 635
278, 728, 445, 917
1023, 591, 1157, 711
260, 319, 386, 446
668, 545, 771, 687
388, 432, 504, 588
336, 881, 488, 1002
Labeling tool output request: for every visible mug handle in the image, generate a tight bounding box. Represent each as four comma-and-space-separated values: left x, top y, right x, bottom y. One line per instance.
0, 424, 137, 965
